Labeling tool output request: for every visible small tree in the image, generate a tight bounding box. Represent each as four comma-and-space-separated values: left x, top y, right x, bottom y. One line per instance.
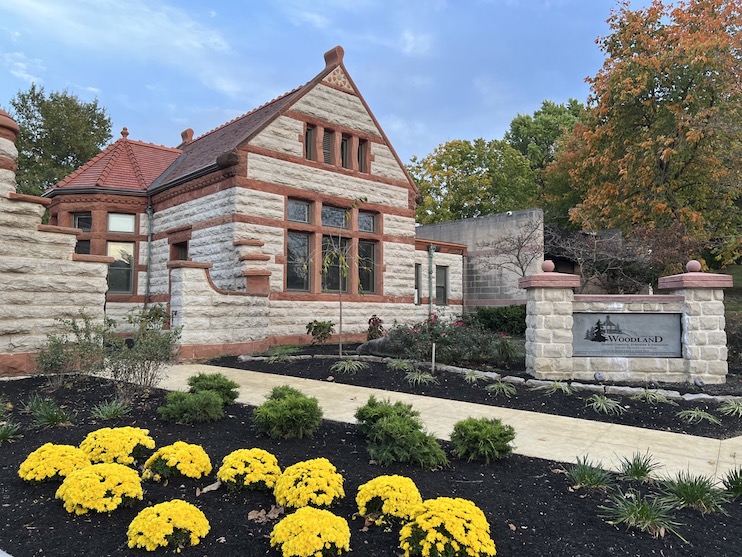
478, 216, 544, 278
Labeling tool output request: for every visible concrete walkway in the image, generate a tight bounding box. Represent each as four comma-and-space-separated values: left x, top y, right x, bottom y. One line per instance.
162, 364, 742, 483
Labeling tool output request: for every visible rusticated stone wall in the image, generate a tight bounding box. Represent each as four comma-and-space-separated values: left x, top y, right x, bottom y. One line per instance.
0, 110, 110, 376
520, 260, 733, 385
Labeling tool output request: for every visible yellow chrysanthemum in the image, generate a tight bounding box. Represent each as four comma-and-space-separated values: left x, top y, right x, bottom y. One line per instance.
356, 475, 423, 524
18, 443, 91, 482
79, 426, 155, 465
127, 499, 210, 551
55, 463, 142, 515
274, 458, 344, 509
270, 507, 350, 557
142, 441, 212, 480
217, 448, 281, 490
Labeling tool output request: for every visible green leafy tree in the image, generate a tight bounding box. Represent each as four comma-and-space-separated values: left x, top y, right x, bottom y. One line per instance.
6, 84, 112, 196
409, 139, 537, 225
548, 0, 742, 264
505, 98, 584, 181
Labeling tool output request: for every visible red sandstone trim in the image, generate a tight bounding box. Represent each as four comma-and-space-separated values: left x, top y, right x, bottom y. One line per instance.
0, 352, 36, 376
37, 224, 80, 235
164, 224, 193, 235
465, 299, 527, 307
9, 192, 51, 206
414, 238, 467, 256
658, 272, 733, 290
72, 254, 115, 263
574, 294, 685, 303
240, 254, 271, 262
243, 269, 272, 276
234, 239, 265, 247
167, 261, 213, 269
518, 273, 581, 289
269, 291, 415, 304
0, 156, 17, 172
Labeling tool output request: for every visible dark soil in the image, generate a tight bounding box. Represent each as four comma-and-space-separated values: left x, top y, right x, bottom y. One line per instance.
210, 345, 742, 440
1, 371, 741, 557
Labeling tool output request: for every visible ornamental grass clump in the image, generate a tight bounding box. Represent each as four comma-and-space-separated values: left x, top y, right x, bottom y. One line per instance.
55, 462, 142, 514
127, 499, 210, 552
399, 497, 496, 557
79, 426, 155, 465
356, 475, 423, 525
143, 441, 212, 481
270, 506, 350, 557
18, 443, 91, 482
217, 448, 281, 491
273, 457, 344, 509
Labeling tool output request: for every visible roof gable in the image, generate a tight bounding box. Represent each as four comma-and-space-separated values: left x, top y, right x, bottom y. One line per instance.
49, 128, 181, 193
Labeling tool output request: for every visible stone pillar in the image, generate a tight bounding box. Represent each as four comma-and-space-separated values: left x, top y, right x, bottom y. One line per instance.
0, 109, 20, 196
658, 260, 733, 383
518, 261, 581, 379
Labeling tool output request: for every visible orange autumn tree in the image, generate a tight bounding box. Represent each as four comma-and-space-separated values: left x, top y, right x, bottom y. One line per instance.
546, 0, 741, 266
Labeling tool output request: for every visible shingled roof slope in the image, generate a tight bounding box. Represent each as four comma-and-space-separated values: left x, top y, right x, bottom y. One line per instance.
49, 129, 181, 193
150, 87, 304, 189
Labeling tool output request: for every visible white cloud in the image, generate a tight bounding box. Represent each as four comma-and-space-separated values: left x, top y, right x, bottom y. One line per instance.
0, 0, 242, 96
289, 10, 331, 29
400, 30, 433, 56
1, 52, 45, 84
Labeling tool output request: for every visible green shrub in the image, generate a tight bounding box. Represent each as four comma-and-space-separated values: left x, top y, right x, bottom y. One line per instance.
187, 372, 240, 405
365, 414, 448, 468
35, 309, 113, 386
726, 312, 741, 365
157, 391, 224, 424
253, 387, 323, 439
354, 396, 420, 436
472, 305, 527, 336
306, 320, 334, 345
106, 305, 181, 399
450, 417, 516, 464
355, 396, 447, 468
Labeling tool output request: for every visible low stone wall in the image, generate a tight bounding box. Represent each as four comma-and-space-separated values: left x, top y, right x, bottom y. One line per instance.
0, 110, 110, 376
519, 261, 733, 385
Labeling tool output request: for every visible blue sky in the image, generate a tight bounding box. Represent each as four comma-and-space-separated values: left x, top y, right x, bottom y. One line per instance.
0, 0, 647, 164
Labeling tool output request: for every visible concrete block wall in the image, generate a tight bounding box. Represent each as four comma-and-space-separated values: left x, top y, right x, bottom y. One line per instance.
417, 209, 543, 308
0, 110, 110, 375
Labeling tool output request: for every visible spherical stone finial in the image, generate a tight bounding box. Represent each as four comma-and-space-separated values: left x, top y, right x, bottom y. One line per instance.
542, 260, 555, 273
686, 260, 702, 273
0, 109, 20, 142
120, 127, 129, 138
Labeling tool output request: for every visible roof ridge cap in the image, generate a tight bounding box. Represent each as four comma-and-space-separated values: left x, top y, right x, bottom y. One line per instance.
123, 139, 148, 189
96, 139, 124, 187
55, 142, 116, 188
127, 138, 182, 152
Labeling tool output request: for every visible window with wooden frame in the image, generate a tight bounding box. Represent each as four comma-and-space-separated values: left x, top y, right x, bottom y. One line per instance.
322, 129, 334, 164
305, 125, 316, 161
287, 231, 311, 291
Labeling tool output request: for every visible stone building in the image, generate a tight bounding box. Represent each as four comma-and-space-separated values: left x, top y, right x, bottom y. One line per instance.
40, 46, 464, 360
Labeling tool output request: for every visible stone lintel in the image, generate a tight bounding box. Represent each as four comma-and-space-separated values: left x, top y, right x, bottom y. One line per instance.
519, 273, 581, 290
37, 224, 80, 235
658, 272, 733, 290
167, 260, 213, 269
9, 192, 51, 206
234, 239, 265, 247
72, 254, 115, 263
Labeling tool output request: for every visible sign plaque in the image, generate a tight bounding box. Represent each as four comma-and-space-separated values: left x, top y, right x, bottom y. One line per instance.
572, 313, 682, 358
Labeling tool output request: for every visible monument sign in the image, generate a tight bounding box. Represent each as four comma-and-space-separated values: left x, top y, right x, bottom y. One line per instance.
572, 313, 682, 358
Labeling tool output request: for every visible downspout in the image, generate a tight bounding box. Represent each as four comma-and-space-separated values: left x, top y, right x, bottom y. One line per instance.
427, 244, 436, 318
144, 204, 154, 308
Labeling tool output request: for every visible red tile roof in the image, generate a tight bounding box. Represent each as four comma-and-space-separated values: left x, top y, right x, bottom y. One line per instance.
51, 129, 181, 192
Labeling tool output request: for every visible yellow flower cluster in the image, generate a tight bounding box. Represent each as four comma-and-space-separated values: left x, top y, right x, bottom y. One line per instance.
356, 475, 423, 524
79, 427, 155, 465
142, 441, 212, 480
274, 458, 345, 509
127, 499, 210, 552
18, 443, 91, 482
55, 463, 143, 515
399, 497, 496, 557
217, 448, 281, 491
270, 507, 350, 557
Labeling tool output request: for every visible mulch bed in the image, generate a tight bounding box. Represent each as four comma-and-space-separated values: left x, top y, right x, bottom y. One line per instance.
210, 345, 742, 440
0, 369, 741, 557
